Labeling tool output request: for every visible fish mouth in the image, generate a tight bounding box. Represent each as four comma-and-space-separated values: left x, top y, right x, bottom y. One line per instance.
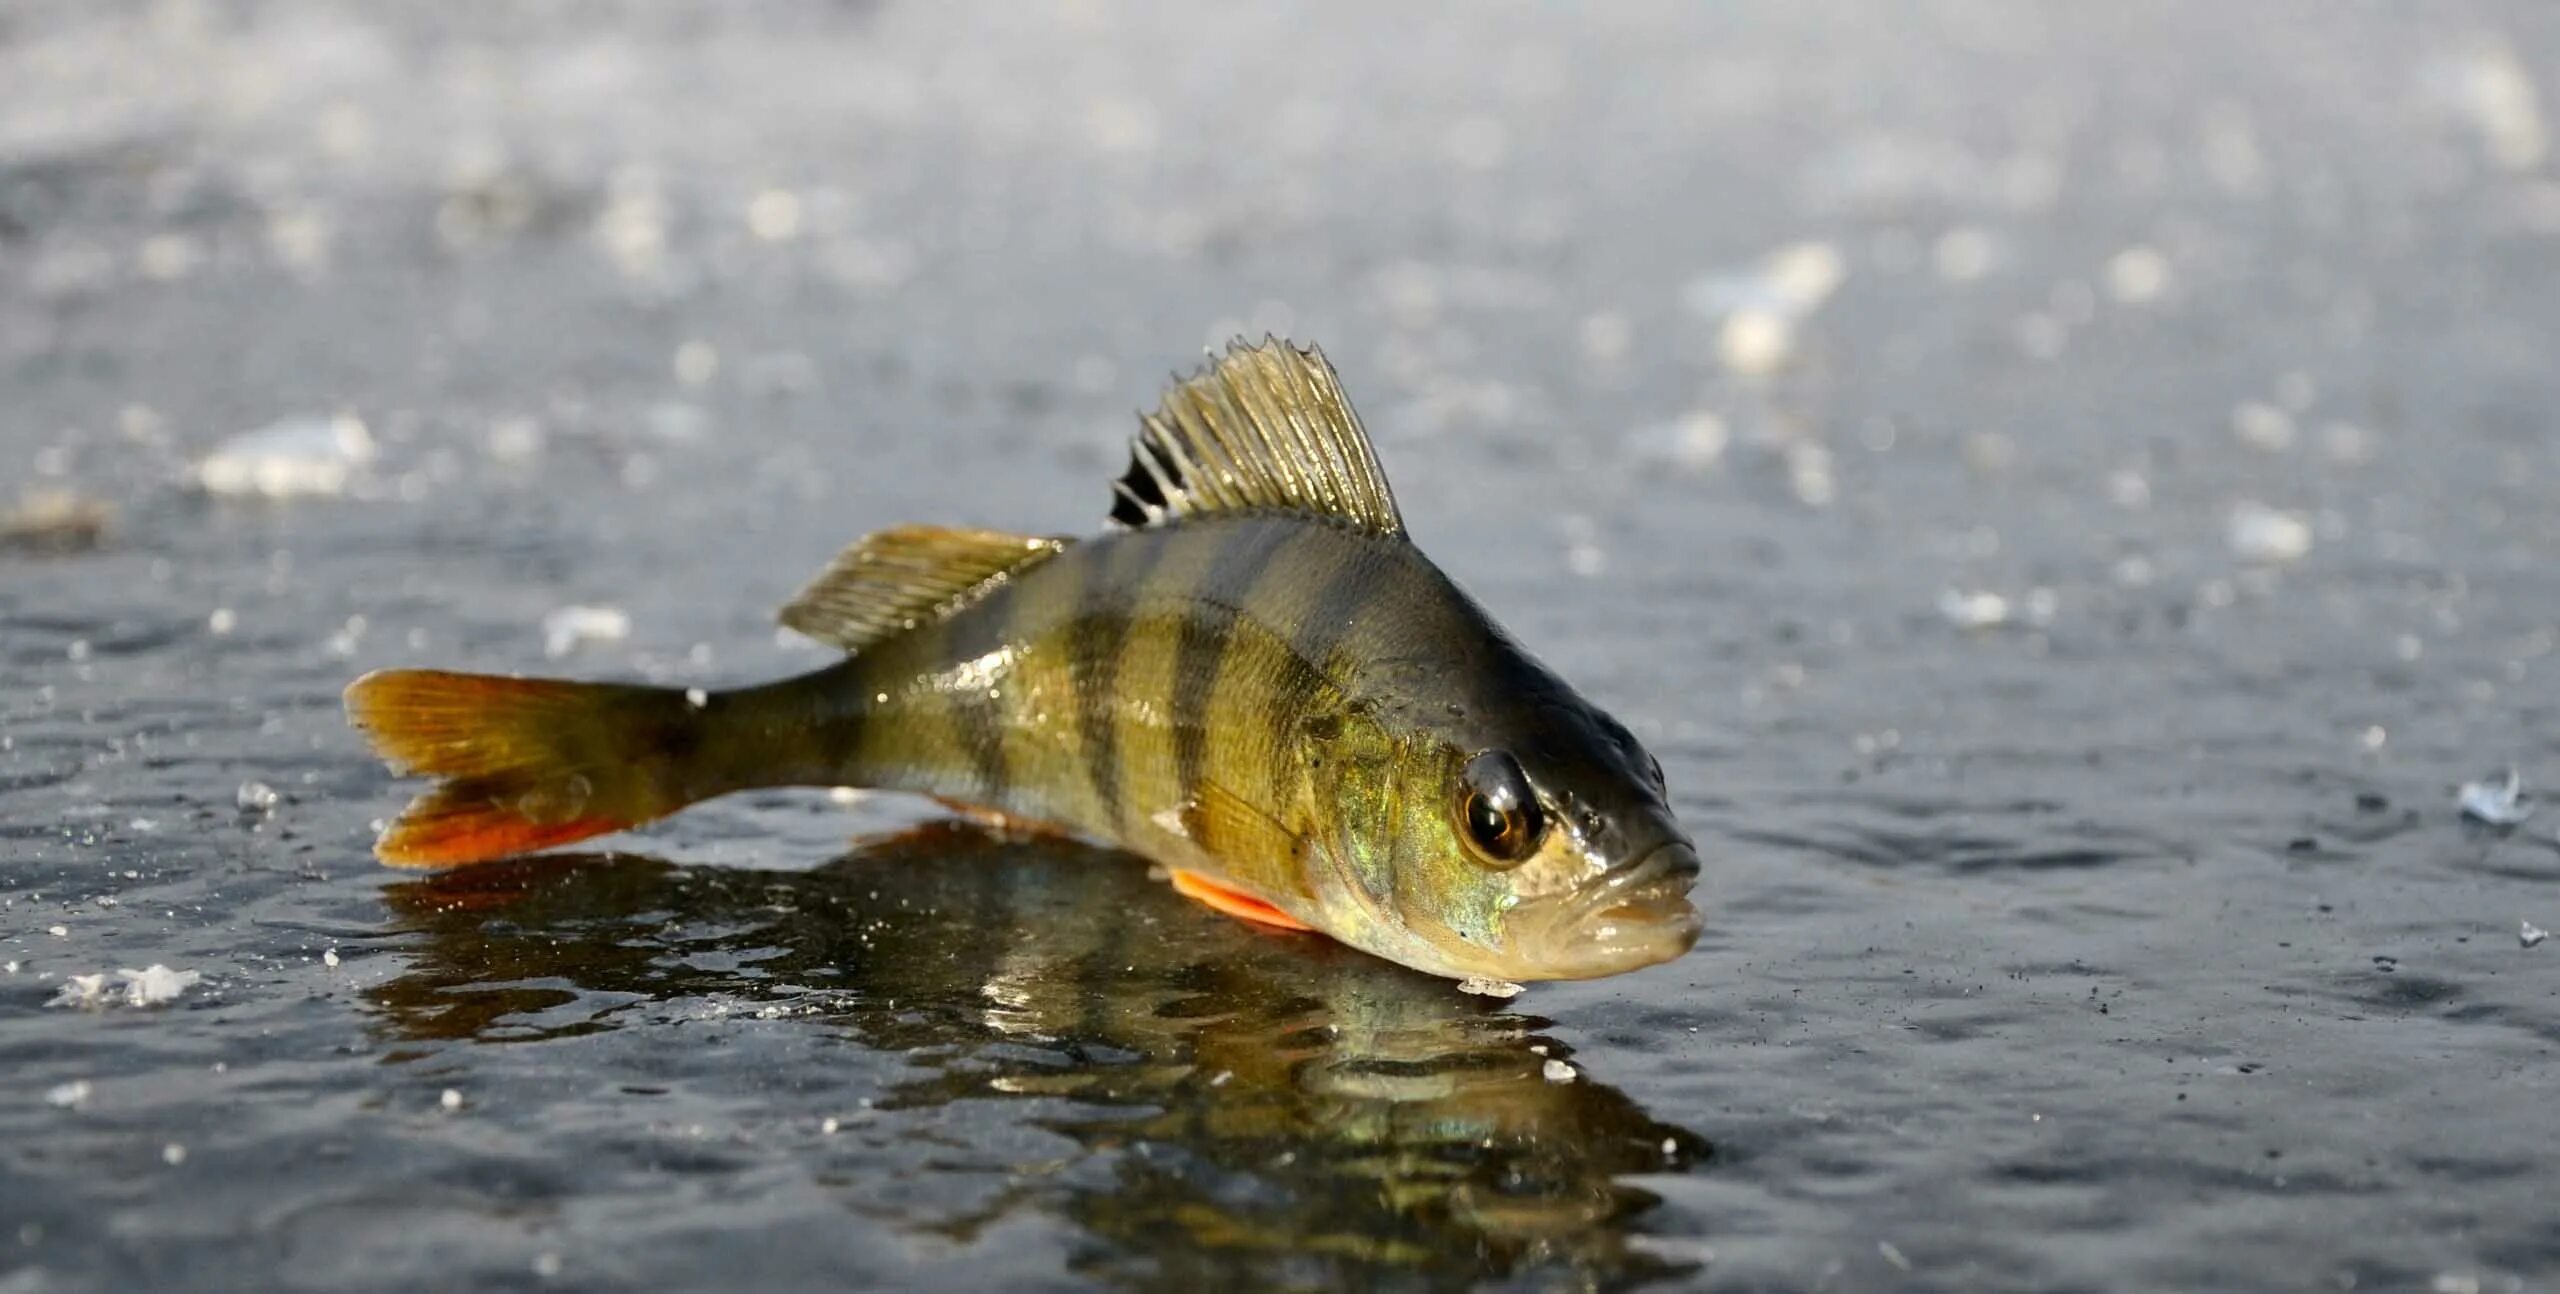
1523, 843, 1704, 980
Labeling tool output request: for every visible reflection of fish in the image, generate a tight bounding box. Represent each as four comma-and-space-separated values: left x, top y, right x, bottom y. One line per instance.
369, 826, 1712, 1285
346, 339, 1700, 982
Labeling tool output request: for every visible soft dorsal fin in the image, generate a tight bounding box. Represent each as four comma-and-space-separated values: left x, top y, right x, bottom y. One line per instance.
1109, 338, 1404, 537
778, 525, 1068, 653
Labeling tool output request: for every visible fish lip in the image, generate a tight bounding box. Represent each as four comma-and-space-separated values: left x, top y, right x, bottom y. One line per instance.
1521, 842, 1703, 979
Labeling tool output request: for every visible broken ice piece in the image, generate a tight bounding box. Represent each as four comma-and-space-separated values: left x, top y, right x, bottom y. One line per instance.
236, 780, 279, 813
45, 1079, 92, 1108
46, 964, 201, 1008
116, 964, 199, 1006
1, 489, 114, 554
1937, 588, 2011, 630
2458, 768, 2535, 826
197, 415, 374, 499
51, 973, 109, 1006
542, 605, 630, 659
1456, 975, 1524, 998
1541, 1058, 1577, 1083
2227, 501, 2312, 564
2522, 921, 2548, 949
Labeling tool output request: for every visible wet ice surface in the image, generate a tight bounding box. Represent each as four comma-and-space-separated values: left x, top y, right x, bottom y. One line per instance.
4, 2, 2559, 1290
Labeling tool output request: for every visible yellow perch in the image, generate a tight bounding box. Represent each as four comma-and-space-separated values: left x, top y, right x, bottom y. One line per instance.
345, 339, 1701, 983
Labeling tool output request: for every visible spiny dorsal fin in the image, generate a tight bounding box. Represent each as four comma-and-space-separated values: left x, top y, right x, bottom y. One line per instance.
778, 525, 1069, 654
1109, 337, 1403, 537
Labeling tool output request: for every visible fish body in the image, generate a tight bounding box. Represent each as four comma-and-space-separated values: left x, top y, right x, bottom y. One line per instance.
347, 340, 1701, 982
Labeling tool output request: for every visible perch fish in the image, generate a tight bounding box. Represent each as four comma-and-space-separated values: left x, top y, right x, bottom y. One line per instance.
345, 339, 1701, 982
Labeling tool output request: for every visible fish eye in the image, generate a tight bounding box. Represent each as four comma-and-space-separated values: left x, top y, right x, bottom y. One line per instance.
1456, 750, 1544, 867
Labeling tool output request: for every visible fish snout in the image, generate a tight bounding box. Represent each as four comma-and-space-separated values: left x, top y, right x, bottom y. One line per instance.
1524, 842, 1703, 979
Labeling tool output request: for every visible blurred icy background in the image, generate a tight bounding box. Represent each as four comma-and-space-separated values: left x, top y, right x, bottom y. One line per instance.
5, 3, 2559, 1291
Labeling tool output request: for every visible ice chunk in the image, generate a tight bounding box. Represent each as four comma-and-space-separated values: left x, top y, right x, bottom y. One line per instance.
197, 416, 374, 499
440, 1088, 464, 1111
45, 1079, 92, 1108
1, 489, 113, 554
2459, 769, 2534, 825
1541, 1058, 1577, 1083
2522, 921, 2548, 949
53, 972, 107, 1004
1456, 975, 1523, 998
1938, 588, 2011, 630
47, 964, 201, 1009
542, 605, 630, 659
119, 964, 198, 1006
2227, 501, 2312, 564
236, 780, 279, 812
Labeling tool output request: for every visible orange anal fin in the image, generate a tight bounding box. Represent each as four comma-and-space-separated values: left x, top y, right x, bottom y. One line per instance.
1169, 869, 1313, 932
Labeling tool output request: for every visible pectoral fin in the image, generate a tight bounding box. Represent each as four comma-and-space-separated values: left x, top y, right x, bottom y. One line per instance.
1169, 869, 1314, 932
1165, 779, 1315, 932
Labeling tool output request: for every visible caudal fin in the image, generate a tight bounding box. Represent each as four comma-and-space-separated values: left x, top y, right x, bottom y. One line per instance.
344, 669, 707, 868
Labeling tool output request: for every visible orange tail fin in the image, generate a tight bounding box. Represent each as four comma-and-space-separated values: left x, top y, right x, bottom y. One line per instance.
344, 669, 708, 868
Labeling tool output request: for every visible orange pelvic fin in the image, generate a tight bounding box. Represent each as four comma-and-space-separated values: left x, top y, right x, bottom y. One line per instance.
1169, 869, 1313, 932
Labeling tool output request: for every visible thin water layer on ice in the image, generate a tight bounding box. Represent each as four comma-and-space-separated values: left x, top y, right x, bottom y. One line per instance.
3, 2, 2559, 1291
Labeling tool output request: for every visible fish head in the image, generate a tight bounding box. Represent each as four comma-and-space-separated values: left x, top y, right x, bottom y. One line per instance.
1298, 684, 1702, 984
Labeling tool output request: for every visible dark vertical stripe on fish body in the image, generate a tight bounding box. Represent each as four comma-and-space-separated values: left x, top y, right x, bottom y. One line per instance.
1242, 530, 1356, 810
1285, 530, 1394, 681
1071, 530, 1173, 835
941, 577, 1020, 805
1170, 522, 1295, 816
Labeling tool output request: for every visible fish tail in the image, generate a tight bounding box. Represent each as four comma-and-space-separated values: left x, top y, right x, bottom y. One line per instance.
344, 669, 724, 868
